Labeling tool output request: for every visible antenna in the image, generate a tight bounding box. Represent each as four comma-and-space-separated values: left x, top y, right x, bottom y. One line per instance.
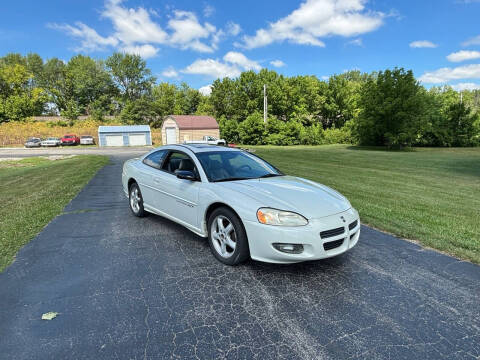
263, 84, 267, 123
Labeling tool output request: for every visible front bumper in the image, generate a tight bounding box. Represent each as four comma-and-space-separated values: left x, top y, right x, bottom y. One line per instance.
80, 140, 94, 145
244, 208, 360, 264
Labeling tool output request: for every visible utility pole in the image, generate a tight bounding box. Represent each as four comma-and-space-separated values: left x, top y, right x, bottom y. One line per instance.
460, 91, 463, 104
263, 84, 267, 123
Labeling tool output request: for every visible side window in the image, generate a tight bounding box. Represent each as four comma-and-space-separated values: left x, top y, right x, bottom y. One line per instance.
143, 150, 167, 170
162, 151, 200, 179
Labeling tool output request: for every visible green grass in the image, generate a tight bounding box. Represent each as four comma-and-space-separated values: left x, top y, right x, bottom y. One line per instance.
251, 145, 480, 263
0, 155, 109, 272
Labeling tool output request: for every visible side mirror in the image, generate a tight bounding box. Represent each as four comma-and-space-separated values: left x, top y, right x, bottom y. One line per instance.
176, 170, 197, 181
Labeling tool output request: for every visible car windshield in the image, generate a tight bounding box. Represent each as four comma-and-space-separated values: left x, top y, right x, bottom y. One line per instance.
65, 135, 74, 138
196, 150, 282, 182
47, 138, 57, 140
81, 136, 92, 139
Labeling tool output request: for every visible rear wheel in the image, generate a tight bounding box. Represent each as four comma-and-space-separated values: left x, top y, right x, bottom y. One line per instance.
129, 182, 147, 217
207, 207, 249, 265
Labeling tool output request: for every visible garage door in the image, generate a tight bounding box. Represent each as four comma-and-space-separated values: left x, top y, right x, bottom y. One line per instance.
105, 135, 124, 146
166, 127, 176, 144
129, 133, 147, 146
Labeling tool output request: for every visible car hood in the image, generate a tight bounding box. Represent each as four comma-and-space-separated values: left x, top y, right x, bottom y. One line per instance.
215, 175, 351, 219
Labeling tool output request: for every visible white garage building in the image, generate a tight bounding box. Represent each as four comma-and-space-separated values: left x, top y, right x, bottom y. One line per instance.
98, 125, 152, 147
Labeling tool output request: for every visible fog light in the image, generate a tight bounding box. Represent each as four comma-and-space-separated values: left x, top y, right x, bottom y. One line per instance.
272, 243, 304, 254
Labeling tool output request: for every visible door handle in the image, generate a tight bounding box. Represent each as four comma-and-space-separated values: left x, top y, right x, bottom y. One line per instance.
154, 177, 161, 183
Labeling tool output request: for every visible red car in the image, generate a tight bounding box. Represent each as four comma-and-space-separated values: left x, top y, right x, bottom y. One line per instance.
61, 134, 80, 146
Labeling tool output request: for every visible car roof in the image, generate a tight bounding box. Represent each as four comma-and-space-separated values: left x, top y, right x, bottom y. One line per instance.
161, 144, 242, 154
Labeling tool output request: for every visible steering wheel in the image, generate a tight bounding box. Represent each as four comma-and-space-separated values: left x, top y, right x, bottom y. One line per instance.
238, 164, 252, 172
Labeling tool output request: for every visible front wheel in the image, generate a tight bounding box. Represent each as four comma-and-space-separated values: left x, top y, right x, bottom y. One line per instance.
129, 183, 147, 217
207, 207, 249, 265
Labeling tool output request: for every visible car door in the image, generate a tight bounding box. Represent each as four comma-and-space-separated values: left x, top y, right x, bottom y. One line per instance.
156, 151, 200, 228
137, 150, 168, 210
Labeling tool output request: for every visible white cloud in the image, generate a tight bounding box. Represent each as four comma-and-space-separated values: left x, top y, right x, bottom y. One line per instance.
270, 59, 286, 67
419, 64, 480, 83
121, 44, 158, 58
47, 22, 118, 52
447, 50, 480, 62
182, 52, 261, 79
161, 66, 179, 78
226, 22, 241, 36
167, 10, 217, 52
240, 0, 384, 49
49, 0, 228, 57
102, 0, 168, 45
203, 4, 215, 18
223, 51, 261, 71
199, 84, 213, 95
451, 82, 480, 91
409, 40, 437, 48
183, 59, 241, 78
462, 35, 480, 47
321, 75, 330, 80
347, 38, 363, 46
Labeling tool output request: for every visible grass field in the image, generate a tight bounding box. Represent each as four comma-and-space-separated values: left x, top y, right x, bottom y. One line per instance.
252, 145, 480, 263
0, 155, 109, 272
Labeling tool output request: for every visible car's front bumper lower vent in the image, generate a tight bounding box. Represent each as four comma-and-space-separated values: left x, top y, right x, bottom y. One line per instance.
323, 239, 344, 251
320, 227, 345, 239
349, 220, 358, 231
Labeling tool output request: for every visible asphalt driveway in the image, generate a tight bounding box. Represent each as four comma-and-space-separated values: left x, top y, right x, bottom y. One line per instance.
1, 155, 479, 359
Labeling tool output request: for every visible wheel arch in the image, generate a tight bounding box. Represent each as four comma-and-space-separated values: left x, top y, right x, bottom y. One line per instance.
127, 177, 137, 190
204, 202, 244, 233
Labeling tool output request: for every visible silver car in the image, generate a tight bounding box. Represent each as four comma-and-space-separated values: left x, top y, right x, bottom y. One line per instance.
41, 137, 61, 147
80, 135, 95, 145
24, 137, 42, 148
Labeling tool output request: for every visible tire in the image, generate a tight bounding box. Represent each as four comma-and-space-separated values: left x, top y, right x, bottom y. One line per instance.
207, 207, 249, 265
129, 182, 147, 217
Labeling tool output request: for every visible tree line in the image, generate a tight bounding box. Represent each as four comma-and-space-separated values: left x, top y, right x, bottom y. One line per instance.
1, 52, 479, 147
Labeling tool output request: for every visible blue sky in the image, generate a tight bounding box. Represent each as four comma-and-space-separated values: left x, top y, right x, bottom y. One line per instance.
2, 0, 480, 93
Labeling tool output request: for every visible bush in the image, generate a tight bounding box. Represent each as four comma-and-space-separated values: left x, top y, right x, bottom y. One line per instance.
323, 126, 353, 144
238, 112, 265, 145
301, 123, 324, 145
219, 116, 240, 143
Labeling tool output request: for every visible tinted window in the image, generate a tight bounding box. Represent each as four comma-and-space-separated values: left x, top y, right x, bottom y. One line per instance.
196, 151, 282, 182
162, 151, 199, 178
143, 150, 167, 169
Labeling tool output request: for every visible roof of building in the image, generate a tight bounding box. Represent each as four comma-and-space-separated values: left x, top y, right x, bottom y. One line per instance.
98, 125, 151, 133
166, 115, 218, 130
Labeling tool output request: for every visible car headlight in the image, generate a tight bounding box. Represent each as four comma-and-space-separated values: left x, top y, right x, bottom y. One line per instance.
257, 208, 308, 226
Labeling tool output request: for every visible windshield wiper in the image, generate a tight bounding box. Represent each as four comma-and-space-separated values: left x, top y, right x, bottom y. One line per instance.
213, 177, 251, 182
258, 173, 283, 178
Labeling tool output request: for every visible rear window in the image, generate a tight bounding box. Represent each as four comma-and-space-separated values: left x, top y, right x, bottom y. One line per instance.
143, 150, 167, 170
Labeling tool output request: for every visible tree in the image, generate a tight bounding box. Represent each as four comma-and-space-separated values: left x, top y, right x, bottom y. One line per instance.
355, 68, 426, 148
106, 53, 155, 103
445, 102, 478, 146
120, 97, 158, 125
0, 63, 47, 122
66, 55, 117, 115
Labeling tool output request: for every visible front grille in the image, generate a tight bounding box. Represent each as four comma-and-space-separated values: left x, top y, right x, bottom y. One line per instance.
320, 227, 345, 239
349, 220, 358, 231
323, 239, 344, 251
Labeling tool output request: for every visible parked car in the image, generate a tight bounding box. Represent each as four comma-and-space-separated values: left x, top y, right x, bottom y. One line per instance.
24, 137, 42, 148
41, 137, 61, 147
61, 134, 80, 146
122, 144, 360, 265
184, 135, 226, 146
80, 135, 95, 145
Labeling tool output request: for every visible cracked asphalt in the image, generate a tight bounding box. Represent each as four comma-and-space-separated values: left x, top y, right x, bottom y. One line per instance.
1, 154, 479, 359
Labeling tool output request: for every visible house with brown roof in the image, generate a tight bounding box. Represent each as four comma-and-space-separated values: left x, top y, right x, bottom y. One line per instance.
161, 115, 220, 145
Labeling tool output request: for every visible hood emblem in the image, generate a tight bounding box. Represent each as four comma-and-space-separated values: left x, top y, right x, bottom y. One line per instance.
340, 216, 346, 223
